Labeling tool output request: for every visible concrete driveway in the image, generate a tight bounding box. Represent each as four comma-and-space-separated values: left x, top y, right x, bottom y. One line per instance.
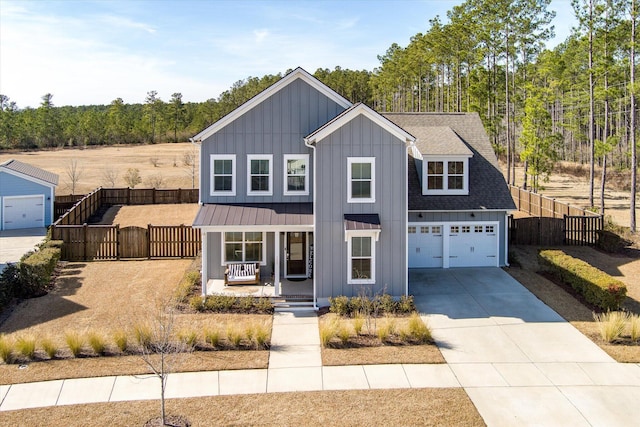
0, 228, 47, 272
410, 267, 640, 427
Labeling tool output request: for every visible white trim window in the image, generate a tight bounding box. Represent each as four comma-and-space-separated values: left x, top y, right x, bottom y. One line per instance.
210, 154, 236, 196
247, 154, 273, 196
347, 232, 376, 284
222, 231, 265, 264
423, 157, 469, 195
347, 157, 375, 203
283, 154, 309, 195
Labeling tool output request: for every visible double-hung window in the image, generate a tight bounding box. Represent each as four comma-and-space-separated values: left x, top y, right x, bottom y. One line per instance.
210, 155, 236, 196
223, 231, 265, 264
347, 233, 376, 284
283, 154, 309, 195
347, 157, 375, 203
247, 154, 273, 196
424, 157, 469, 195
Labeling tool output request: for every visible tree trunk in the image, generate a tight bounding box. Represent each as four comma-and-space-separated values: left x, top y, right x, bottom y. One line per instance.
588, 0, 596, 208
631, 0, 638, 232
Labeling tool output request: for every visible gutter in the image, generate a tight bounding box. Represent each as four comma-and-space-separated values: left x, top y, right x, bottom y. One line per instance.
303, 136, 319, 311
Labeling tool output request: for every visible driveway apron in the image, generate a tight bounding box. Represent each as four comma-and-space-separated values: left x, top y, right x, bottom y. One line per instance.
410, 267, 640, 427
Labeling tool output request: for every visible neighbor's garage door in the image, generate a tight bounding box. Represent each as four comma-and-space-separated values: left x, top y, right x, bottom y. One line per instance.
3, 196, 45, 230
449, 224, 497, 267
408, 225, 444, 268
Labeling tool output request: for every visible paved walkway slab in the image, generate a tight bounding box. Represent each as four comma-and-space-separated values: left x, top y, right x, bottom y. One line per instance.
57, 376, 116, 406
0, 379, 63, 411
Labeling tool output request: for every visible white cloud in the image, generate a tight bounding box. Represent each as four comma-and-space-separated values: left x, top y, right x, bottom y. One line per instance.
253, 29, 270, 43
98, 14, 157, 34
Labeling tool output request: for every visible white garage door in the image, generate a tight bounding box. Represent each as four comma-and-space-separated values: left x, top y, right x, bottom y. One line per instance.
449, 224, 497, 267
408, 225, 443, 268
3, 196, 45, 230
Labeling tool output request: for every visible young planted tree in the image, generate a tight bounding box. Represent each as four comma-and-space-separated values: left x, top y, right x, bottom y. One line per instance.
65, 159, 84, 195
101, 167, 119, 187
124, 168, 142, 188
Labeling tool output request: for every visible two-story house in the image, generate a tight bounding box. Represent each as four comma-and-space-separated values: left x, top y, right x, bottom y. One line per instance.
192, 67, 515, 307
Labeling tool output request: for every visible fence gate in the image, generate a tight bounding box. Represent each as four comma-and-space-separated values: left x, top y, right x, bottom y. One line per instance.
564, 215, 603, 246
119, 226, 149, 258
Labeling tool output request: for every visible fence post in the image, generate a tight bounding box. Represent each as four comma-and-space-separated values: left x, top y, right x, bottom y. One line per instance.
83, 223, 88, 261
148, 224, 152, 259
181, 224, 186, 258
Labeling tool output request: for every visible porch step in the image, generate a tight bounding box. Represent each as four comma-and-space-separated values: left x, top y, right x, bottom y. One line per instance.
274, 304, 316, 312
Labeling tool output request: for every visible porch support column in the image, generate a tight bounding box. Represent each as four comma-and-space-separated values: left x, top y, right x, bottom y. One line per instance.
274, 231, 280, 296
201, 230, 208, 296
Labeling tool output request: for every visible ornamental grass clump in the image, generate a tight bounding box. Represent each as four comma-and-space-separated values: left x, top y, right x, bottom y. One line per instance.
65, 331, 84, 357
319, 319, 338, 347
40, 336, 58, 359
133, 323, 153, 350
87, 331, 107, 356
178, 329, 199, 350
353, 314, 365, 336
253, 322, 269, 349
594, 311, 629, 343
630, 314, 640, 342
112, 329, 129, 353
203, 327, 220, 348
15, 334, 37, 360
337, 322, 351, 345
0, 335, 14, 363
405, 313, 432, 343
226, 326, 243, 348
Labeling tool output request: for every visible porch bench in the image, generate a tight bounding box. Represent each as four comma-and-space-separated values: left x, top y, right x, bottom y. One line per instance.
225, 263, 260, 285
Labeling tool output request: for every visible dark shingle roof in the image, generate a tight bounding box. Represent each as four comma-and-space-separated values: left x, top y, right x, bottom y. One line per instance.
344, 214, 381, 231
413, 126, 472, 156
0, 159, 59, 186
382, 113, 515, 211
193, 203, 313, 227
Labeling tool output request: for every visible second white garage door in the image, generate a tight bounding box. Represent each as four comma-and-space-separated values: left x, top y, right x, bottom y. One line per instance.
2, 195, 45, 230
408, 222, 499, 268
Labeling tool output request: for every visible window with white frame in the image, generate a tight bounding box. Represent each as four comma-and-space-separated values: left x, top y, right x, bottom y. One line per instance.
424, 157, 469, 195
283, 154, 309, 195
347, 157, 375, 203
247, 155, 273, 196
347, 233, 376, 284
223, 231, 265, 264
210, 155, 236, 196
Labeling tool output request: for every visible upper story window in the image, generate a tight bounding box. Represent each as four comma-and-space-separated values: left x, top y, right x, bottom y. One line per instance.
210, 154, 236, 196
347, 157, 375, 203
247, 154, 273, 196
424, 157, 469, 195
283, 154, 309, 196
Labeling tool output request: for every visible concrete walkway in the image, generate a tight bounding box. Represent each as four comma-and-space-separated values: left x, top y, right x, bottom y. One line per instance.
411, 267, 640, 427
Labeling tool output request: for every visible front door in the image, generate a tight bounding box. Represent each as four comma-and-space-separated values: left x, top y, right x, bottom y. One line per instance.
286, 232, 306, 277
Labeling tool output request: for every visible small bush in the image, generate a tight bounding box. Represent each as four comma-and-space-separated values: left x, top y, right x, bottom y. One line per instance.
630, 314, 640, 342
398, 295, 416, 313
205, 295, 237, 312
40, 337, 58, 359
174, 271, 201, 303
239, 297, 255, 311
377, 294, 397, 314
594, 311, 628, 343
203, 328, 220, 348
65, 331, 84, 357
87, 331, 107, 355
189, 296, 205, 312
254, 297, 274, 313
353, 315, 364, 336
328, 296, 350, 316
539, 250, 627, 310
17, 247, 61, 298
112, 330, 129, 353
253, 322, 270, 349
350, 296, 373, 316
16, 334, 37, 359
0, 335, 14, 364
405, 313, 432, 343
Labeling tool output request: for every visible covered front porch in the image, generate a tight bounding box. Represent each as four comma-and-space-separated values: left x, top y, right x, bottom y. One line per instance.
193, 203, 315, 300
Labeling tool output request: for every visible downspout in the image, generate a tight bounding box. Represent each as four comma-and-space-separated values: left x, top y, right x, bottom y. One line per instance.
504, 211, 510, 267
405, 140, 416, 297
303, 137, 319, 311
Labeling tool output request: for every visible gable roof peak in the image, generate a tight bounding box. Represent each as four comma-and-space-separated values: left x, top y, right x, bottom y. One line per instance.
192, 67, 352, 142
0, 159, 59, 186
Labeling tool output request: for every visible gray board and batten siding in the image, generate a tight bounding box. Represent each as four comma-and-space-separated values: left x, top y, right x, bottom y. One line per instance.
314, 114, 408, 302
199, 78, 347, 204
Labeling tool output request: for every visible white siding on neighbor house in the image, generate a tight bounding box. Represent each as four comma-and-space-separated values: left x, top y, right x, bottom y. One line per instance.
315, 115, 407, 301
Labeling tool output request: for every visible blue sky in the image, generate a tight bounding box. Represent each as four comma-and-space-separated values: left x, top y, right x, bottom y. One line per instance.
0, 0, 576, 108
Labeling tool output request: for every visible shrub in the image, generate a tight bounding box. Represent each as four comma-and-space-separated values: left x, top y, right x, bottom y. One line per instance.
203, 328, 220, 348
398, 295, 416, 314
112, 329, 129, 353
40, 337, 58, 359
0, 335, 14, 364
16, 247, 61, 299
539, 250, 627, 310
350, 295, 373, 316
87, 331, 107, 355
376, 294, 397, 314
65, 331, 84, 357
328, 296, 350, 316
189, 296, 205, 311
205, 295, 237, 312
0, 263, 20, 309
174, 271, 201, 303
630, 314, 640, 342
353, 314, 364, 336
594, 311, 628, 343
15, 334, 37, 359
239, 297, 255, 311
254, 297, 274, 313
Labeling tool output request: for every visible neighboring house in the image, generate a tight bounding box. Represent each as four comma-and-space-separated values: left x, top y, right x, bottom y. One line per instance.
192, 67, 515, 307
0, 159, 59, 230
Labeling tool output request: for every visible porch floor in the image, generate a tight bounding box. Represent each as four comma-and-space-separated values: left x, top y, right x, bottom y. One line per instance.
206, 278, 313, 298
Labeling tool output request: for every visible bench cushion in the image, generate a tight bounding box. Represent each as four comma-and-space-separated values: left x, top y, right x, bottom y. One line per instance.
227, 263, 256, 280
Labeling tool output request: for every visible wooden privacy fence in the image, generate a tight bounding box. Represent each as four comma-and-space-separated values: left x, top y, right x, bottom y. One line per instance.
52, 224, 201, 261
508, 186, 603, 246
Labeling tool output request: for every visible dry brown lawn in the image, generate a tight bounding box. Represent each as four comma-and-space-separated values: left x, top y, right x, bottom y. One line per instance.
507, 245, 640, 362
0, 389, 485, 427
0, 143, 199, 195
95, 204, 199, 227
